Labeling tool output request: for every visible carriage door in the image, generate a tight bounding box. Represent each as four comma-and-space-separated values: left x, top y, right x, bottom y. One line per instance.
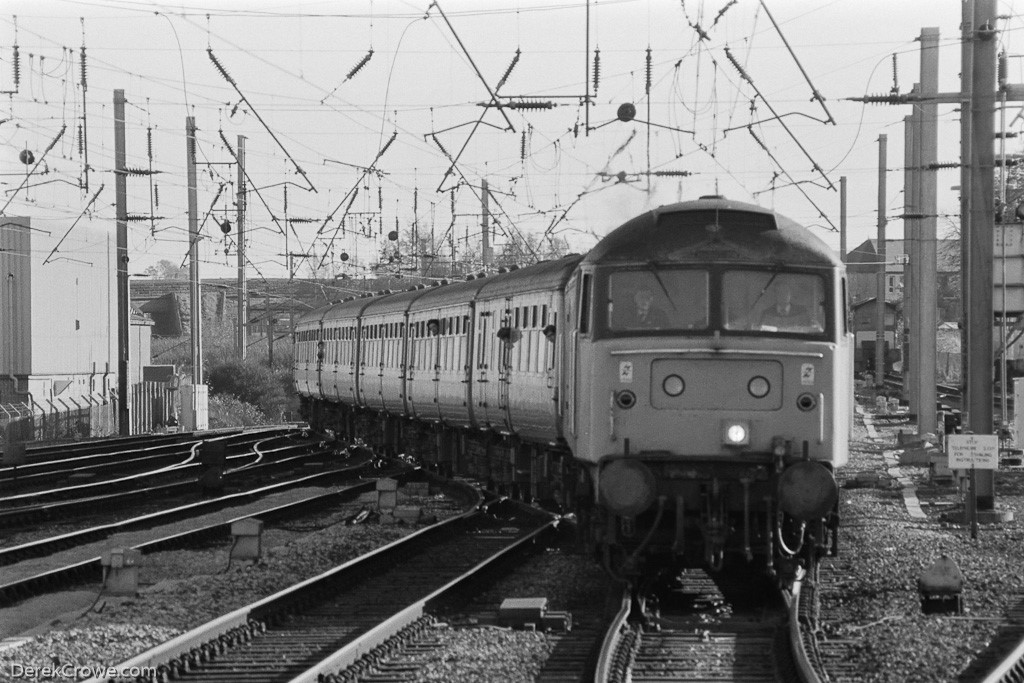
496, 302, 514, 432
315, 321, 326, 399
475, 308, 494, 428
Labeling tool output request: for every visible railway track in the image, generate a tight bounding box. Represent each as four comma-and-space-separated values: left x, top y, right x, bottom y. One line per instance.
0, 463, 427, 607
96, 496, 556, 683
319, 531, 619, 683
594, 567, 799, 682
0, 431, 325, 529
0, 448, 366, 567
0, 429, 240, 466
0, 427, 299, 497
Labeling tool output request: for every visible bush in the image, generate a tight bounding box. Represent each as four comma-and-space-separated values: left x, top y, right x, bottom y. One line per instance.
207, 394, 270, 428
207, 358, 293, 420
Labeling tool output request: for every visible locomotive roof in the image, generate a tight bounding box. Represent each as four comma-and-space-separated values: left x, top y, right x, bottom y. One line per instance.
583, 196, 841, 268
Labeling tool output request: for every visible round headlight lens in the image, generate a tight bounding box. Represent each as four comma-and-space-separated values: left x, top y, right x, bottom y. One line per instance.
663, 374, 685, 397
726, 423, 748, 444
748, 376, 770, 398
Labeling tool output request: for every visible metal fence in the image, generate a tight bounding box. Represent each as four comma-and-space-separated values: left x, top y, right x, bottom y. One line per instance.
0, 381, 178, 450
0, 393, 116, 449
130, 381, 178, 434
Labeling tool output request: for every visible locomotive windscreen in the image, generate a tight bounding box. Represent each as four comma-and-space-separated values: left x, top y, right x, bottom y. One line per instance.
656, 209, 777, 233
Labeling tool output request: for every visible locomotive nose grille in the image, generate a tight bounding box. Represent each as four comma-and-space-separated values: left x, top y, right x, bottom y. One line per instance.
650, 359, 783, 410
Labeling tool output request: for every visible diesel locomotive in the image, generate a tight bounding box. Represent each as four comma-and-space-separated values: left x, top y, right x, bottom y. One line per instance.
294, 196, 853, 584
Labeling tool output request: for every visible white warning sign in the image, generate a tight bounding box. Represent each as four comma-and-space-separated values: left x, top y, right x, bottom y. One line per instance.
946, 434, 999, 470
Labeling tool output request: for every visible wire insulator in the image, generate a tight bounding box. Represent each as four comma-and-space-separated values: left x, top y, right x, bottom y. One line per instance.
592, 48, 601, 93
207, 48, 237, 87
645, 47, 652, 95
80, 46, 87, 89
496, 49, 521, 91
890, 53, 898, 94
378, 131, 396, 158
520, 131, 526, 161
724, 47, 751, 84
507, 99, 553, 110
13, 45, 19, 87
147, 127, 153, 159
432, 134, 450, 159
154, 184, 159, 208
77, 124, 84, 155
999, 52, 1008, 88
345, 49, 374, 81
712, 0, 738, 27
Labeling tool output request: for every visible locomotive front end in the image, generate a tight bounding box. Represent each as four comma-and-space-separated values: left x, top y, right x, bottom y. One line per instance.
568, 198, 851, 583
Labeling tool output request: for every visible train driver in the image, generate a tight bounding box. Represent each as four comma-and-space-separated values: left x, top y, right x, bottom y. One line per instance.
758, 282, 815, 331
626, 288, 670, 328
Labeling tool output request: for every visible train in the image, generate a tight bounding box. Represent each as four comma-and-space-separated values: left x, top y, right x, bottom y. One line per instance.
294, 195, 853, 586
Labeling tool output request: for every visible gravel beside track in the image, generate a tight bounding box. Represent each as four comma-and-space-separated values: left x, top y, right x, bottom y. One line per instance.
817, 395, 1024, 682
0, 487, 464, 682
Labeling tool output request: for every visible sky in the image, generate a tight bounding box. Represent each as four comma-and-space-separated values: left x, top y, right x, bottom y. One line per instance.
0, 0, 1005, 290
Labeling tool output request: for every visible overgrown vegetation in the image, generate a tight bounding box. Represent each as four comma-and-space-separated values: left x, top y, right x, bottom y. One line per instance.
207, 393, 271, 428
151, 317, 297, 425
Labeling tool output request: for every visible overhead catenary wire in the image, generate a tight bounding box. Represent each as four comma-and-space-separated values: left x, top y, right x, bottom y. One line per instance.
43, 183, 104, 264
1, 124, 66, 215
757, 0, 835, 125
747, 125, 836, 231
724, 47, 835, 191
207, 47, 316, 193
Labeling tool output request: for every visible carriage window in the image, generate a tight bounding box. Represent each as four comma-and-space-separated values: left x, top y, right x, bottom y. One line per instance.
607, 270, 709, 332
723, 271, 826, 334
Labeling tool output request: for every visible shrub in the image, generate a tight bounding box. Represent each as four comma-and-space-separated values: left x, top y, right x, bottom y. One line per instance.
207, 359, 290, 418
207, 394, 270, 428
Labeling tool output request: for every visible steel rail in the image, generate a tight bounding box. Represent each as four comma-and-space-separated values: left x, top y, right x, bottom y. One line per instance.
0, 468, 398, 607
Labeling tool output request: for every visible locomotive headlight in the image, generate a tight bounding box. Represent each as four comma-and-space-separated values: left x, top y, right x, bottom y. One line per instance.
722, 420, 750, 446
662, 374, 685, 397
748, 376, 770, 398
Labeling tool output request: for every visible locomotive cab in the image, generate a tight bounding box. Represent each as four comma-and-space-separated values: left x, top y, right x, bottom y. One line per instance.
564, 198, 852, 583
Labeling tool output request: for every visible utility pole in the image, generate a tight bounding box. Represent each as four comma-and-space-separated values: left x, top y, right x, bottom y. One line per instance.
266, 288, 274, 367
961, 0, 974, 436
914, 28, 940, 437
236, 135, 247, 360
481, 178, 492, 268
968, 0, 997, 511
114, 90, 129, 436
875, 135, 887, 387
186, 116, 202, 385
903, 112, 916, 403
